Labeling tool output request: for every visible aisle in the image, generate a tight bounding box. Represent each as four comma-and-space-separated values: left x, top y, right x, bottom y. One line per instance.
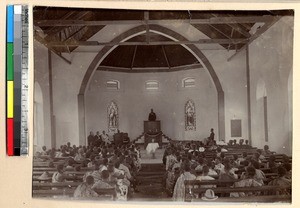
131, 148, 171, 201
139, 148, 165, 164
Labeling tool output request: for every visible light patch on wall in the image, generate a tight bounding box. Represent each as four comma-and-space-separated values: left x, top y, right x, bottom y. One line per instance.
145, 80, 159, 90
182, 77, 196, 88
106, 80, 120, 90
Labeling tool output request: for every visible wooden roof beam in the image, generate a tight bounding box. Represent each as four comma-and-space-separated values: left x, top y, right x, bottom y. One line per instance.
227, 17, 281, 61
144, 11, 150, 44
162, 46, 171, 69
35, 32, 72, 64
44, 11, 92, 37
34, 15, 280, 27
130, 45, 137, 70
44, 38, 248, 47
211, 14, 251, 38
208, 24, 233, 40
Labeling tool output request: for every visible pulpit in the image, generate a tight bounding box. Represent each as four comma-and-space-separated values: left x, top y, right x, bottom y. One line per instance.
144, 121, 162, 148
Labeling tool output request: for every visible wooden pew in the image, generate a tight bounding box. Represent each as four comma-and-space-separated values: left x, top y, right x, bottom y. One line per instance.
191, 195, 291, 203
184, 185, 291, 202
32, 175, 83, 182
32, 171, 86, 176
185, 178, 273, 187
33, 167, 93, 172
32, 187, 116, 200
32, 182, 81, 189
33, 188, 76, 197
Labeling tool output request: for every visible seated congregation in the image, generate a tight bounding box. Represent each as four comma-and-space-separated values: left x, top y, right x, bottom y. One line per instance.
33, 139, 142, 201
163, 140, 291, 202
32, 136, 292, 202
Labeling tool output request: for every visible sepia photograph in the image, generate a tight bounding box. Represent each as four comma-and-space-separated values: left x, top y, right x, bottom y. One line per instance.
32, 7, 293, 203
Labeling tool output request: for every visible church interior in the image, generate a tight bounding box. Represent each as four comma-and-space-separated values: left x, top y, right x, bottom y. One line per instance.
32, 7, 293, 202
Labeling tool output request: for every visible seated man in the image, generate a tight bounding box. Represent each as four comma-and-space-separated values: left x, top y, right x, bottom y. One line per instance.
74, 148, 85, 162
52, 164, 66, 183
262, 145, 273, 156
41, 146, 48, 156
230, 166, 263, 197
101, 131, 110, 145
74, 175, 98, 198
268, 166, 291, 192
83, 162, 102, 183
92, 170, 115, 189
146, 139, 159, 159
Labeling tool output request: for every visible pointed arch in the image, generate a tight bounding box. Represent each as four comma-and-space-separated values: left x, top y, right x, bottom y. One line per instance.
78, 25, 225, 140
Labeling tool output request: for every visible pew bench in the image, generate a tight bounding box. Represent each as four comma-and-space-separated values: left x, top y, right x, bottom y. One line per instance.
32, 187, 116, 200
184, 184, 291, 202
191, 195, 291, 203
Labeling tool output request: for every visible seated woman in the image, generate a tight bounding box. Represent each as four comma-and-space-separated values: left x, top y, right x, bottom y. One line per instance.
83, 162, 102, 183
166, 167, 181, 197
172, 162, 196, 201
268, 166, 291, 195
251, 160, 266, 185
74, 175, 98, 198
115, 174, 129, 201
166, 149, 177, 171
266, 155, 279, 173
230, 166, 263, 197
196, 165, 215, 188
92, 170, 115, 189
219, 164, 238, 181
41, 146, 48, 156
74, 148, 85, 162
52, 164, 66, 183
214, 157, 225, 174
262, 145, 273, 156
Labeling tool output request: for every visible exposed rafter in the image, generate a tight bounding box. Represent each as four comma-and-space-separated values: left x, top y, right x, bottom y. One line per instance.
35, 32, 72, 64
45, 38, 248, 47
130, 45, 137, 70
45, 11, 91, 37
162, 46, 171, 70
34, 15, 279, 27
208, 24, 233, 40
144, 11, 150, 44
211, 13, 251, 38
227, 16, 281, 61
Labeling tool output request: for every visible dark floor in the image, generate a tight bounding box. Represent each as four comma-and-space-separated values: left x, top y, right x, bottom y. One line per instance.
131, 163, 171, 201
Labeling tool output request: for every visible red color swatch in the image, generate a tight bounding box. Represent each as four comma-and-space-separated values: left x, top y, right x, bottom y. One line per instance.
7, 118, 14, 156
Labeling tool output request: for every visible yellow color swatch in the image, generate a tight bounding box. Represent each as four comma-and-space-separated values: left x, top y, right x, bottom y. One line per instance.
7, 81, 14, 118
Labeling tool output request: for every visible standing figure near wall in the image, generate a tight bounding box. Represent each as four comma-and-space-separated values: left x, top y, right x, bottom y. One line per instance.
185, 100, 196, 131
148, 109, 157, 121
108, 101, 119, 133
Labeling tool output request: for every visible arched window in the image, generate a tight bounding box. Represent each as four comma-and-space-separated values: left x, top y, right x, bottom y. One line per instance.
106, 80, 120, 90
108, 101, 119, 133
145, 80, 159, 90
182, 77, 195, 88
185, 100, 196, 131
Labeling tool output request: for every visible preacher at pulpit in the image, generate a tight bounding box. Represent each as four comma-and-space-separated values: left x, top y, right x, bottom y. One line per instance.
148, 109, 156, 121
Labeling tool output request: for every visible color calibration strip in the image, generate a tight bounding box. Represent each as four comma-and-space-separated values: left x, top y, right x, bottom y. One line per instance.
6, 5, 29, 156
